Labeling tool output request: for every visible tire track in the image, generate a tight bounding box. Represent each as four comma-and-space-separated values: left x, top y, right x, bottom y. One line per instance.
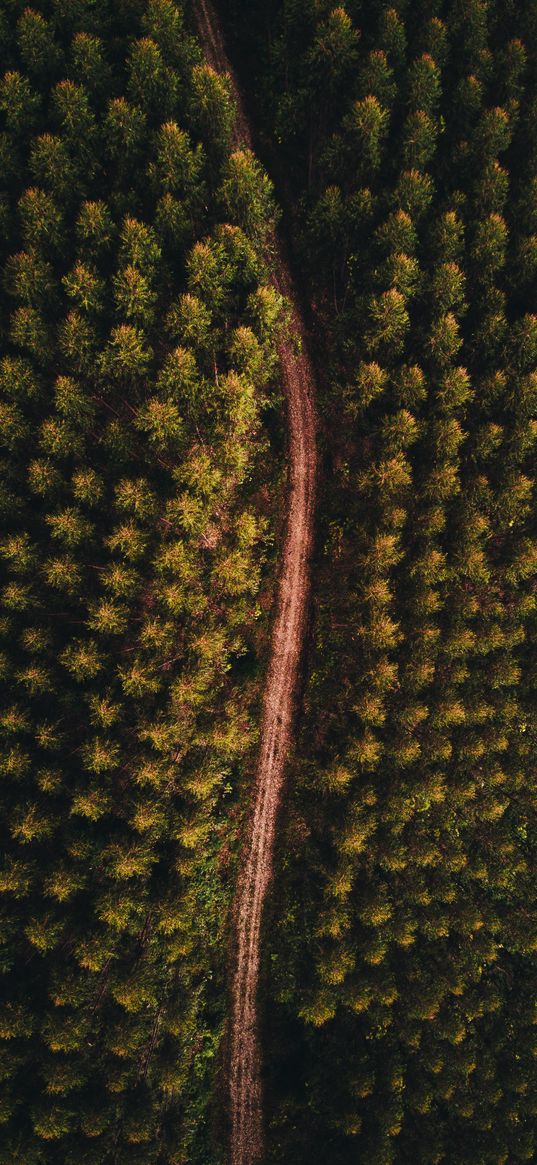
192, 4, 318, 1162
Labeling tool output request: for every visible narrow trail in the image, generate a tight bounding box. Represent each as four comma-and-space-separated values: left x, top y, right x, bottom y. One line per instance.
192, 3, 318, 1163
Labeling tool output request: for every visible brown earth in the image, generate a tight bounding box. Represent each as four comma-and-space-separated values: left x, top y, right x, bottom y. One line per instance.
192, 3, 318, 1162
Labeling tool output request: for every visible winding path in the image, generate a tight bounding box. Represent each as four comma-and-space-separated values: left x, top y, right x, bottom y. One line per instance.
192, 3, 318, 1163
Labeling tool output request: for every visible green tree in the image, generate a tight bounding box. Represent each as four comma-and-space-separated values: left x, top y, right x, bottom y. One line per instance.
218, 150, 275, 241
17, 7, 63, 83
344, 96, 390, 173
0, 70, 40, 134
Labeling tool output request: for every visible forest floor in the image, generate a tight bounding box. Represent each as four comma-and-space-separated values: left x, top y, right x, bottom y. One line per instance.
192, 2, 318, 1162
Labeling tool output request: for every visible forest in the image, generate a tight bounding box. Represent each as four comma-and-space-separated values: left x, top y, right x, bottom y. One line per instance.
0, 2, 284, 1161
0, 1, 535, 1164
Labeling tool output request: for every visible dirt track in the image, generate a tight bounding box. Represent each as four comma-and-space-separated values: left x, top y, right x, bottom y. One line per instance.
192, 3, 318, 1163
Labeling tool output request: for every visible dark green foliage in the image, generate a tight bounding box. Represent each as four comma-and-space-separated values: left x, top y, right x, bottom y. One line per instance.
3, 1, 537, 1161
222, 1, 537, 1163
0, 3, 283, 1162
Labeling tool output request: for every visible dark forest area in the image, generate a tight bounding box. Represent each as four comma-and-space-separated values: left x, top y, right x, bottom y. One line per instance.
0, 2, 284, 1161
0, 1, 535, 1163
221, 2, 537, 1163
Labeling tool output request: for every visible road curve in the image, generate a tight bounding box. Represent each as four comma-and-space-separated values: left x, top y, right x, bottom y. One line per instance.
192, 3, 318, 1163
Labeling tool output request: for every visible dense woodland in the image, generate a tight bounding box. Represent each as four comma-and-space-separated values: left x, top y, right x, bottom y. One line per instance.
222, 1, 537, 1163
1, 0, 536, 1163
0, 2, 284, 1162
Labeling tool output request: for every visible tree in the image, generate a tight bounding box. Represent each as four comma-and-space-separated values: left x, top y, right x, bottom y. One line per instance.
104, 98, 147, 167
367, 289, 410, 357
154, 193, 191, 254
70, 32, 112, 102
10, 305, 51, 364
165, 292, 211, 351
218, 150, 275, 242
99, 325, 151, 385
30, 134, 77, 202
475, 106, 512, 160
471, 213, 508, 277
381, 252, 421, 299
306, 6, 360, 100
473, 160, 509, 214
142, 0, 199, 75
359, 50, 396, 106
156, 346, 199, 410
402, 111, 438, 169
127, 37, 176, 120
189, 64, 235, 159
344, 96, 390, 173
63, 263, 105, 317
51, 81, 97, 170
378, 7, 407, 68
118, 217, 161, 280
0, 71, 40, 134
429, 263, 466, 315
4, 250, 55, 307
76, 200, 114, 255
58, 310, 96, 374
377, 210, 418, 256
426, 313, 462, 366
18, 187, 62, 253
46, 507, 93, 549
149, 120, 203, 210
392, 169, 434, 219
16, 8, 63, 83
113, 265, 156, 328
407, 54, 441, 115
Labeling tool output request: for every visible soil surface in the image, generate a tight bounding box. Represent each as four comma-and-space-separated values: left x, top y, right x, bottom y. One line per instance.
193, 3, 318, 1162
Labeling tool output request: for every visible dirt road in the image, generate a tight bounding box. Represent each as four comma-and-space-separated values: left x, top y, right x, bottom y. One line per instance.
192, 3, 318, 1163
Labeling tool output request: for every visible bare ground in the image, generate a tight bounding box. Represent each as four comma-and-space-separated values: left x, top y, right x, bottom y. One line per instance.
192, 3, 318, 1162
